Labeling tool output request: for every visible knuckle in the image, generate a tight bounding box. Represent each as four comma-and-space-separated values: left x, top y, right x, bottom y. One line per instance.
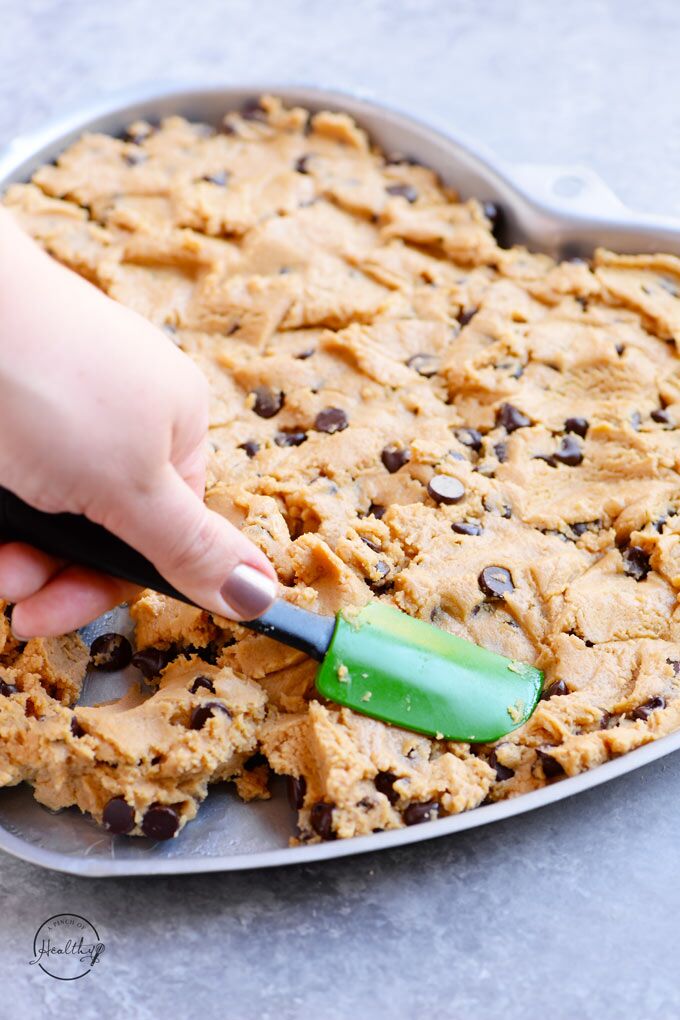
163, 510, 219, 576
89, 500, 129, 536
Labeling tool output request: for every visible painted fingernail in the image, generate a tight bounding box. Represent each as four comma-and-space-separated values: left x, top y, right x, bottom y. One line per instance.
220, 564, 277, 620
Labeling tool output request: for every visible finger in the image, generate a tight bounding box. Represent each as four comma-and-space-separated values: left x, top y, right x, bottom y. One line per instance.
11, 566, 139, 638
175, 442, 207, 499
100, 465, 277, 620
0, 542, 65, 602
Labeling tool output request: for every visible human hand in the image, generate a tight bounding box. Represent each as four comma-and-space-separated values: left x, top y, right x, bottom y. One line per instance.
0, 209, 277, 637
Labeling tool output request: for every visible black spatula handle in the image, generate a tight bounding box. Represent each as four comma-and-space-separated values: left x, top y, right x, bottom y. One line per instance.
0, 485, 186, 602
0, 485, 334, 661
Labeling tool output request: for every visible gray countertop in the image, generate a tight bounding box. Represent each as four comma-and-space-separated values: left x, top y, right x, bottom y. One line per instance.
1, 1, 679, 1016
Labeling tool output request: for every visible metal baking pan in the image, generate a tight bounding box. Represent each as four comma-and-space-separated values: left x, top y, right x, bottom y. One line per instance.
1, 82, 680, 877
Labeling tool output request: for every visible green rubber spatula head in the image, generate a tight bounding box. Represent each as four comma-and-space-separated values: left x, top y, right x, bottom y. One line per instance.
0, 486, 543, 743
314, 601, 542, 742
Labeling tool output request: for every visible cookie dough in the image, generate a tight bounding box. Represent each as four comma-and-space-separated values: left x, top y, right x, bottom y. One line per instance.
3, 95, 680, 843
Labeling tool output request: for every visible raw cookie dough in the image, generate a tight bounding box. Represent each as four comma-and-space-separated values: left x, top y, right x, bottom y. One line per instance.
3, 95, 680, 843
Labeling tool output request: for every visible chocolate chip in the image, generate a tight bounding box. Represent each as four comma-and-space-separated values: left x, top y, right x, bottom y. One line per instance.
428, 475, 465, 505
542, 679, 569, 699
652, 408, 673, 425
384, 152, 421, 167
252, 385, 284, 418
493, 442, 508, 463
310, 801, 335, 840
369, 502, 386, 519
241, 100, 267, 122
386, 183, 418, 203
458, 307, 478, 326
89, 632, 133, 671
295, 155, 311, 174
131, 647, 175, 679
537, 749, 564, 779
287, 775, 306, 810
478, 566, 514, 599
368, 561, 391, 591
622, 546, 651, 582
295, 347, 315, 360
615, 343, 625, 356
244, 752, 267, 771
70, 716, 85, 738
488, 750, 514, 782
570, 522, 589, 536
189, 675, 215, 695
564, 417, 589, 438
455, 428, 483, 453
103, 796, 135, 835
496, 403, 531, 432
659, 275, 680, 296
533, 453, 556, 467
0, 680, 17, 697
123, 150, 146, 166
275, 430, 308, 447
361, 537, 381, 553
195, 642, 221, 665
239, 439, 260, 458
452, 521, 483, 536
189, 701, 230, 730
553, 436, 583, 467
632, 696, 666, 721
126, 124, 153, 144
406, 353, 439, 376
142, 804, 180, 840
403, 800, 439, 825
315, 407, 348, 433
630, 411, 642, 431
381, 444, 410, 473
666, 657, 680, 676
203, 170, 229, 186
374, 770, 399, 804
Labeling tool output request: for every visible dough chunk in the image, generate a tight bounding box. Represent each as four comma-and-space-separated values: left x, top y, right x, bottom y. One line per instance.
4, 97, 680, 842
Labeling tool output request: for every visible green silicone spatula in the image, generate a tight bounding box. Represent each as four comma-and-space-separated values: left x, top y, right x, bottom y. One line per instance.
0, 486, 543, 742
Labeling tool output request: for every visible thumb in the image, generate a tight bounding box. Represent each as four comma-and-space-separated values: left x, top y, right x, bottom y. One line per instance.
105, 465, 277, 620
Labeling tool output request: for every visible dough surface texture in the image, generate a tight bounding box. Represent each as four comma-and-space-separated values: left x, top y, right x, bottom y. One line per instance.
3, 95, 680, 842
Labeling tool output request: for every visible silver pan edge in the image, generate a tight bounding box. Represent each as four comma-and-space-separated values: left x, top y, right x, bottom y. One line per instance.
1, 82, 679, 877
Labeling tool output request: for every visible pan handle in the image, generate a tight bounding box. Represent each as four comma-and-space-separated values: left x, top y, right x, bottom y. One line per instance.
505, 160, 680, 235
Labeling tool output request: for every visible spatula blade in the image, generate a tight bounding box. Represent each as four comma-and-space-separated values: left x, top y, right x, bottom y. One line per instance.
315, 602, 543, 743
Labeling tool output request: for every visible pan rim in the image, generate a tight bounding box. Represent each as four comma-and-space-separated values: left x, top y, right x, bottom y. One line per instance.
1, 80, 679, 876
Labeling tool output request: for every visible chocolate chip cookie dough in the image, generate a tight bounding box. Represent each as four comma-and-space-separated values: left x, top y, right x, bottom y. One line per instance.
3, 95, 680, 843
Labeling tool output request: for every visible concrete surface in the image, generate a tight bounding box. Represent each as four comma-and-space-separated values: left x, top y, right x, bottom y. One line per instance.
1, 1, 680, 1016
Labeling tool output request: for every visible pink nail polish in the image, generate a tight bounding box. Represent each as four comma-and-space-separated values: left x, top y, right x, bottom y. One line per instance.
220, 565, 277, 620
